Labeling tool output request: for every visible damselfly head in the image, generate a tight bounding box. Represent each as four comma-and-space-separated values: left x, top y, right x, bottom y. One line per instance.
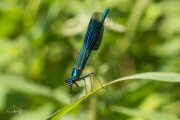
66, 78, 73, 86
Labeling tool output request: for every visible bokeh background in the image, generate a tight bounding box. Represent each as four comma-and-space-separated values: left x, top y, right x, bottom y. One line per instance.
0, 0, 180, 120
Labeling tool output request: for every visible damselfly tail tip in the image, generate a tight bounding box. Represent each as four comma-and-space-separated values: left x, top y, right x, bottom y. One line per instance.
101, 7, 110, 22
105, 7, 110, 13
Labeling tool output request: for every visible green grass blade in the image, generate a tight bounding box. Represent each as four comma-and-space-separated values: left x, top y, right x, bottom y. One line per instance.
0, 74, 53, 97
47, 72, 180, 120
106, 72, 180, 86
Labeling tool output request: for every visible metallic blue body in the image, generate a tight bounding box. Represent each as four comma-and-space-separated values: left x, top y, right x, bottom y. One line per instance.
71, 68, 82, 79
101, 8, 109, 22
66, 8, 110, 87
66, 68, 82, 85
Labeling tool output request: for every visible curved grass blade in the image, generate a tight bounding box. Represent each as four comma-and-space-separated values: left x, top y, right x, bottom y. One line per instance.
46, 72, 180, 120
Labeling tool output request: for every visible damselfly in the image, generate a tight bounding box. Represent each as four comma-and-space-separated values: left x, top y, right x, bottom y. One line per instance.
66, 8, 110, 102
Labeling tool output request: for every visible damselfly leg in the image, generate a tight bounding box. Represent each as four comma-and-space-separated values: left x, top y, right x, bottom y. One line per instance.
81, 73, 106, 92
69, 83, 84, 103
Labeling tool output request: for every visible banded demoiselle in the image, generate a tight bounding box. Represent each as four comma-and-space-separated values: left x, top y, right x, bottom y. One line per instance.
66, 8, 110, 102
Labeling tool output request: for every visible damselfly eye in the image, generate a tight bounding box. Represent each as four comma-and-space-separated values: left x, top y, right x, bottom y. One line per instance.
66, 78, 72, 85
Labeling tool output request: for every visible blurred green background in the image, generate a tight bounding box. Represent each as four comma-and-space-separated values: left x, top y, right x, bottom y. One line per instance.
0, 0, 180, 120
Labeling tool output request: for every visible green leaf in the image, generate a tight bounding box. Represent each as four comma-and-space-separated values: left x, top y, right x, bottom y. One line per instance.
0, 74, 69, 105
0, 74, 52, 97
46, 72, 180, 120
